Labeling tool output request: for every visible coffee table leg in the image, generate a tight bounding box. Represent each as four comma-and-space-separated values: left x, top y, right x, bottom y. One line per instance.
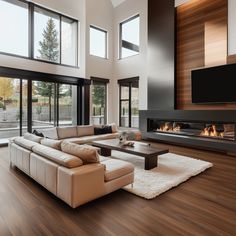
145, 155, 158, 170
100, 147, 112, 157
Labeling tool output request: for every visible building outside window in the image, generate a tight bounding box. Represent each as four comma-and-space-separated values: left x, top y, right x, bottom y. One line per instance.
119, 77, 139, 128
0, 0, 78, 67
90, 78, 109, 125
120, 14, 140, 59
90, 25, 108, 59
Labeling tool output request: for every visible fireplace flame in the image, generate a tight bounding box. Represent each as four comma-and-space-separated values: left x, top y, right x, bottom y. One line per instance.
200, 125, 224, 138
158, 123, 181, 132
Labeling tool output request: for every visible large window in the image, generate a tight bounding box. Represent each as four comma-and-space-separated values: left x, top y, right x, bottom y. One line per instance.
119, 78, 139, 128
0, 0, 28, 57
120, 15, 140, 59
90, 26, 108, 59
0, 0, 78, 67
34, 7, 60, 63
90, 78, 109, 125
0, 66, 89, 144
61, 17, 78, 66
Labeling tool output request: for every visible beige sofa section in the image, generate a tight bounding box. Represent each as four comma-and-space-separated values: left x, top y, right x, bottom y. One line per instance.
9, 129, 134, 208
36, 124, 119, 144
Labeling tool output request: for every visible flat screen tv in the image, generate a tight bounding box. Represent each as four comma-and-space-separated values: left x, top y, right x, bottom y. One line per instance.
191, 64, 236, 104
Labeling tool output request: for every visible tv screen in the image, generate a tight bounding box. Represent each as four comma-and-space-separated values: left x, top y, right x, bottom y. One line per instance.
191, 64, 236, 104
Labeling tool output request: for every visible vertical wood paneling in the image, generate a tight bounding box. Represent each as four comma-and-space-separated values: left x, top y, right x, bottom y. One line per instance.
176, 0, 236, 110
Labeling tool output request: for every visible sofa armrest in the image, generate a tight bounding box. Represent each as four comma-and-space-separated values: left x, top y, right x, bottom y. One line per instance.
57, 164, 106, 208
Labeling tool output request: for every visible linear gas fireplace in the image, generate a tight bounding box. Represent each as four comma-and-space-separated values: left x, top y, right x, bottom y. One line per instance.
148, 120, 235, 142
139, 110, 236, 155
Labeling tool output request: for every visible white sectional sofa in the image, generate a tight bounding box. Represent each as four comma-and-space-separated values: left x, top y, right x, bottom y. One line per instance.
9, 125, 134, 208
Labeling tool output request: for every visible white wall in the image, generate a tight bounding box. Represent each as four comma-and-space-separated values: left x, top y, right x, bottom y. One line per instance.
228, 0, 236, 55
112, 0, 148, 125
0, 0, 86, 78
85, 0, 114, 123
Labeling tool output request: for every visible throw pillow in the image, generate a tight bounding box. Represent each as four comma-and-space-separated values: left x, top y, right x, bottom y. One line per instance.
40, 138, 62, 150
33, 129, 44, 137
94, 125, 112, 135
61, 141, 99, 164
24, 132, 43, 143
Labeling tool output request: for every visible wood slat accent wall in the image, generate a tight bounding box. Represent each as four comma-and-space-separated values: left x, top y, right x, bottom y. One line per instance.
176, 0, 236, 110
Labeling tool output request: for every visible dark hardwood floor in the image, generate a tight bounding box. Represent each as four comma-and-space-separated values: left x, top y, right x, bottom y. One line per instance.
0, 143, 235, 236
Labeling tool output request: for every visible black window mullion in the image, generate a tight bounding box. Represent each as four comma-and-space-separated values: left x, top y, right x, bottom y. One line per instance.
56, 83, 59, 126
54, 83, 57, 127
129, 82, 132, 128
28, 2, 34, 59
59, 15, 62, 64
27, 80, 32, 133
19, 79, 23, 136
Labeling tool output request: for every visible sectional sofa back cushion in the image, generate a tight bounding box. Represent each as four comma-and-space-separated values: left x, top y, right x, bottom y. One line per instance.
24, 132, 43, 143
40, 138, 62, 150
32, 144, 83, 168
61, 141, 99, 164
57, 126, 77, 139
37, 127, 58, 140
77, 125, 94, 137
14, 137, 38, 150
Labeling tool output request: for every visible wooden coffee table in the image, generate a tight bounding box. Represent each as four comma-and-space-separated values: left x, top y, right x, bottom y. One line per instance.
92, 139, 169, 170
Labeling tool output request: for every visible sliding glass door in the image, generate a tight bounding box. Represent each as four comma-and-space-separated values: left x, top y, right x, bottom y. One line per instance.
32, 81, 56, 131
0, 78, 78, 143
0, 77, 28, 141
58, 84, 77, 126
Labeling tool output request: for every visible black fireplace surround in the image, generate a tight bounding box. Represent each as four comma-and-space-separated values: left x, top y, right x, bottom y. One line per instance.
139, 110, 236, 155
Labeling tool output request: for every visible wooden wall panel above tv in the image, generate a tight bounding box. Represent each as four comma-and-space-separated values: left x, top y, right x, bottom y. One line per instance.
176, 0, 236, 110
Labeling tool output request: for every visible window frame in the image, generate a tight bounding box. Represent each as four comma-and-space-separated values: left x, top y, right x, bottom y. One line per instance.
118, 77, 139, 128
89, 25, 108, 59
119, 14, 140, 59
90, 77, 109, 125
0, 0, 79, 68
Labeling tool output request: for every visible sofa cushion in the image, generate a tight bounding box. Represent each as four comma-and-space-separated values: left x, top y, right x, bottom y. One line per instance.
57, 126, 77, 139
24, 132, 43, 143
64, 133, 119, 145
38, 127, 58, 140
103, 159, 134, 182
32, 144, 83, 168
77, 125, 94, 137
94, 125, 112, 135
14, 137, 38, 150
61, 141, 99, 164
40, 138, 62, 150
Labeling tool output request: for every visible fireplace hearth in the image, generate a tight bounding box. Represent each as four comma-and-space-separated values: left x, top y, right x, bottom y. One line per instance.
139, 110, 236, 155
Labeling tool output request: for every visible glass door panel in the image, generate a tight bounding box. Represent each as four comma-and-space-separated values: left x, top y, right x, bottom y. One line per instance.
120, 100, 129, 127
22, 80, 28, 134
32, 81, 56, 131
0, 77, 20, 140
58, 84, 77, 126
91, 83, 106, 125
131, 85, 139, 128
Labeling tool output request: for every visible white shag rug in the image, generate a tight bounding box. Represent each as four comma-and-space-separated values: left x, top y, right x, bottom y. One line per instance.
110, 151, 213, 199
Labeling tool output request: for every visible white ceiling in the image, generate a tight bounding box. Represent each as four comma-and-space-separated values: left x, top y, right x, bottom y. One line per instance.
110, 0, 127, 8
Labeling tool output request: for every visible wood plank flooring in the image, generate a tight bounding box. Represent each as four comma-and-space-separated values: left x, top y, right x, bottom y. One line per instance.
0, 143, 235, 236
